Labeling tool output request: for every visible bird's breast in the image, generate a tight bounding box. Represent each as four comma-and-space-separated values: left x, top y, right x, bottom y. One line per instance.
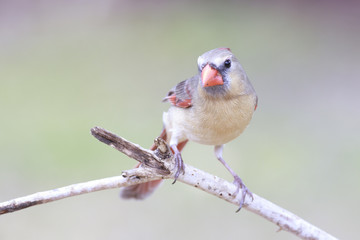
164, 94, 256, 146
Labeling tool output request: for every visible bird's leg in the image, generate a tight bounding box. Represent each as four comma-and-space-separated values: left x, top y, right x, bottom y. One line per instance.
170, 144, 185, 184
214, 145, 254, 212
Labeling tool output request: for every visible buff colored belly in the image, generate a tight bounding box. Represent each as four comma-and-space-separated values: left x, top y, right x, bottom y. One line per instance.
186, 103, 252, 145
164, 94, 255, 146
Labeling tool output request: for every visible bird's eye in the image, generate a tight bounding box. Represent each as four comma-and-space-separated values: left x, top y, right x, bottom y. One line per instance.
224, 59, 231, 68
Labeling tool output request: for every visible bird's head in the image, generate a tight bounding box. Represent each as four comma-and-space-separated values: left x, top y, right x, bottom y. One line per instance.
197, 48, 248, 96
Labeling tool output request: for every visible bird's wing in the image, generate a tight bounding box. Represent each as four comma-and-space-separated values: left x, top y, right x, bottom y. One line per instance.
163, 76, 197, 108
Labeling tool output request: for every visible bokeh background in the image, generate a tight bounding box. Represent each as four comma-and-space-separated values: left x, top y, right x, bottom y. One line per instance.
1, 0, 359, 239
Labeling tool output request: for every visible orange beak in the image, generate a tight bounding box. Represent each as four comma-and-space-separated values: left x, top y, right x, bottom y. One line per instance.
201, 64, 224, 87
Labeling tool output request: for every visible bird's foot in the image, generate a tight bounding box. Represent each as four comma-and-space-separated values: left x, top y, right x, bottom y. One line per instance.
233, 175, 254, 212
172, 151, 185, 184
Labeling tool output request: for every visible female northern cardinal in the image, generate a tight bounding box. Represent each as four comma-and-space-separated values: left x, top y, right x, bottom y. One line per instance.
121, 48, 258, 210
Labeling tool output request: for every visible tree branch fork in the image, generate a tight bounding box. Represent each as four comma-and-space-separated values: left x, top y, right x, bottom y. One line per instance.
0, 127, 337, 240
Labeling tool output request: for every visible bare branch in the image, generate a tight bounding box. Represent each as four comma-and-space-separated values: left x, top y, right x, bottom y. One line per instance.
0, 127, 337, 240
177, 164, 332, 239
0, 169, 162, 214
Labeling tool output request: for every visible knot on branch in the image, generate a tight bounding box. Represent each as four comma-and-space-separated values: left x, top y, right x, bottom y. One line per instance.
153, 137, 172, 160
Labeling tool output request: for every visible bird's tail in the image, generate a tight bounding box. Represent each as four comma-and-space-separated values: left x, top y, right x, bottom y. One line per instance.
120, 129, 187, 200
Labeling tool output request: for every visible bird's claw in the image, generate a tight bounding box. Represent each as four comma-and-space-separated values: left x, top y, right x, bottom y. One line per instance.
172, 152, 185, 184
233, 175, 253, 212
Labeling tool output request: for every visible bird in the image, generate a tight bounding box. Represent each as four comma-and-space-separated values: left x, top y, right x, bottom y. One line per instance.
121, 48, 258, 210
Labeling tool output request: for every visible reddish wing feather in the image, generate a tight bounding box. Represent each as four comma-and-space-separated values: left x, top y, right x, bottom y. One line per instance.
163, 79, 193, 108
167, 94, 192, 108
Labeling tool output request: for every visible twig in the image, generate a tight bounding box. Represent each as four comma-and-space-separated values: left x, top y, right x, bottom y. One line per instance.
0, 170, 162, 215
0, 127, 337, 240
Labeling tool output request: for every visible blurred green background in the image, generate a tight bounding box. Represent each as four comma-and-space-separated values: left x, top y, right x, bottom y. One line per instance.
0, 0, 359, 239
